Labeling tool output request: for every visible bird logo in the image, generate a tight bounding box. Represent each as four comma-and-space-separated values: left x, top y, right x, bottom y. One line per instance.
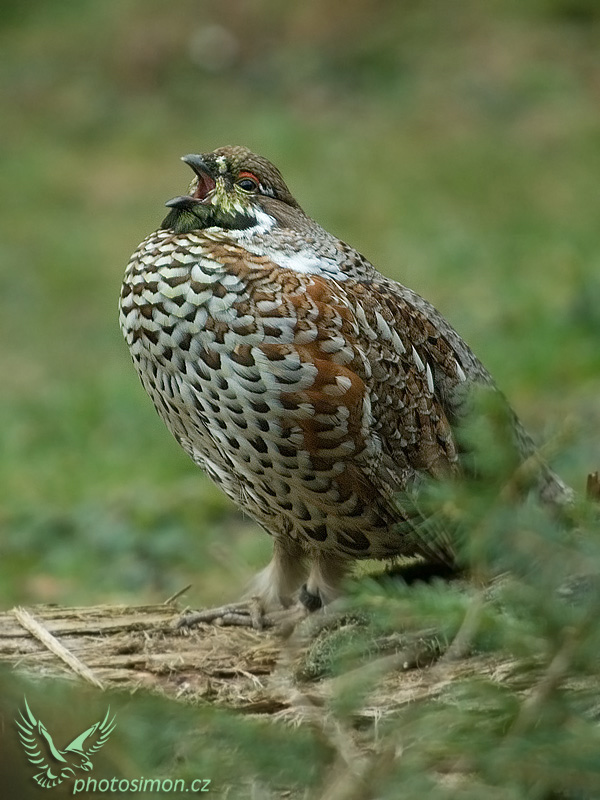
15, 696, 116, 789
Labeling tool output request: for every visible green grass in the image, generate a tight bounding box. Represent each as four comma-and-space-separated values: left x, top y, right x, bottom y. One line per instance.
1, 0, 599, 609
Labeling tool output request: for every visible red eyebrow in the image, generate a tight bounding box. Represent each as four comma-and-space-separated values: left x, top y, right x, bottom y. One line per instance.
238, 170, 259, 182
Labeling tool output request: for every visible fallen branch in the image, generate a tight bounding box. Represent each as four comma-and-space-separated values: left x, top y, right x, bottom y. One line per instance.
0, 602, 509, 722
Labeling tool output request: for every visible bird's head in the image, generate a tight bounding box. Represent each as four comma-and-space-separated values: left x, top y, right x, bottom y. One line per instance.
161, 146, 307, 235
74, 754, 93, 771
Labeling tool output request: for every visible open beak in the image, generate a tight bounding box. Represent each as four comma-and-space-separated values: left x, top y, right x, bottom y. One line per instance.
181, 154, 217, 200
164, 195, 196, 210
164, 154, 217, 209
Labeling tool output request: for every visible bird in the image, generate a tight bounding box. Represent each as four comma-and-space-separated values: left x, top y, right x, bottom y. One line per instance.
119, 145, 572, 617
15, 697, 116, 788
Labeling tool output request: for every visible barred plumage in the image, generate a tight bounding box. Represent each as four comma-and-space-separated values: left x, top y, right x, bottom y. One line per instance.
119, 146, 571, 610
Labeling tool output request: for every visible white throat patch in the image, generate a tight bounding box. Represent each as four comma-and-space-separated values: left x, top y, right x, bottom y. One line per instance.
219, 205, 349, 280
214, 205, 277, 239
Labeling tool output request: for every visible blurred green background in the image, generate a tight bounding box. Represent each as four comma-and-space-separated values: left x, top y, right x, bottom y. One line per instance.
1, 0, 599, 610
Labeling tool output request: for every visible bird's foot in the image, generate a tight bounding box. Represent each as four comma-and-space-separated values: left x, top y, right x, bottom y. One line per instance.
174, 597, 311, 632
175, 598, 266, 630
299, 583, 323, 612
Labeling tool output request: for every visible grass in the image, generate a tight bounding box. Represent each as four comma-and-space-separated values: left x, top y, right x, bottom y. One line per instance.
1, 0, 598, 611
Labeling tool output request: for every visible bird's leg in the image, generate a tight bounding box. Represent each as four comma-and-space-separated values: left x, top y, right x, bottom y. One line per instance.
299, 553, 349, 612
248, 537, 309, 609
176, 538, 309, 630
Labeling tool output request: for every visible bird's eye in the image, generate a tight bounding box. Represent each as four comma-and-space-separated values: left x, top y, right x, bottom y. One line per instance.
236, 171, 260, 192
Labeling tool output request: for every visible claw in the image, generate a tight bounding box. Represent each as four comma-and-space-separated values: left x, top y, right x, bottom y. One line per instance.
174, 596, 312, 632
175, 599, 265, 630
